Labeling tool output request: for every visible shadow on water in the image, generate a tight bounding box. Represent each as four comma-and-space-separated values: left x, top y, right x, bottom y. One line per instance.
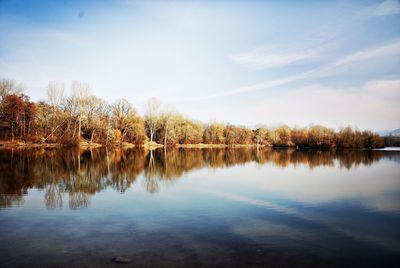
0, 147, 398, 209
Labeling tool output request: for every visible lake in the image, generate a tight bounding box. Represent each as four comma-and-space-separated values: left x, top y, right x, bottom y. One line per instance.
0, 148, 399, 268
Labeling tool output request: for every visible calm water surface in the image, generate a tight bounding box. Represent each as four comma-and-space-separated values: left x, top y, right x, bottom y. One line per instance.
0, 148, 399, 268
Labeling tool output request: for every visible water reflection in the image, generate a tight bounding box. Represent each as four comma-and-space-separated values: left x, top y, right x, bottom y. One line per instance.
1, 148, 400, 268
0, 148, 398, 209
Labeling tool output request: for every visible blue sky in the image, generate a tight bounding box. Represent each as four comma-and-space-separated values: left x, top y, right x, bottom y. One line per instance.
0, 0, 399, 130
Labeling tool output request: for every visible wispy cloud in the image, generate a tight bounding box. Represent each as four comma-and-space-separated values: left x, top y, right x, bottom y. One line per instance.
374, 0, 400, 16
208, 40, 400, 99
231, 44, 320, 69
330, 39, 400, 66
188, 79, 400, 130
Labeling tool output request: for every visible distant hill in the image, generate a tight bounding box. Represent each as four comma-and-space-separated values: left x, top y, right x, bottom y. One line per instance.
378, 128, 400, 137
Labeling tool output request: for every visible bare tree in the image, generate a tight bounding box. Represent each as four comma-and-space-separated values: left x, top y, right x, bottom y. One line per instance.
47, 81, 65, 107
68, 81, 91, 142
144, 97, 160, 143
0, 79, 24, 100
111, 99, 134, 143
112, 99, 133, 122
83, 96, 108, 143
160, 110, 179, 147
111, 99, 146, 144
46, 81, 65, 140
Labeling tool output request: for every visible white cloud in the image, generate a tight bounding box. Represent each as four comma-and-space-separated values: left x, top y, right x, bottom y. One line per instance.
374, 0, 400, 16
231, 44, 320, 69
330, 40, 400, 67
210, 40, 400, 99
248, 81, 400, 130
200, 70, 314, 100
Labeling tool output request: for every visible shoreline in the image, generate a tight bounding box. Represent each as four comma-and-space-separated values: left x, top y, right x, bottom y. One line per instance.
176, 143, 261, 148
0, 141, 261, 149
0, 141, 392, 150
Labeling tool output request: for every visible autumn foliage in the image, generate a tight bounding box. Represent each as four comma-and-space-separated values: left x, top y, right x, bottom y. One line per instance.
0, 79, 386, 149
1, 94, 36, 142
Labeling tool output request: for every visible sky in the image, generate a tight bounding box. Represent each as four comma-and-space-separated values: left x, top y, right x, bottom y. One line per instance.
0, 0, 399, 131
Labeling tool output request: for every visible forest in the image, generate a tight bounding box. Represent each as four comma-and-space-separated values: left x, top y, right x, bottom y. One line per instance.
0, 79, 386, 149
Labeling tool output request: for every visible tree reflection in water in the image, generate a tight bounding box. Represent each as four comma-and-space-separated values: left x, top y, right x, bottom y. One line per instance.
0, 147, 395, 209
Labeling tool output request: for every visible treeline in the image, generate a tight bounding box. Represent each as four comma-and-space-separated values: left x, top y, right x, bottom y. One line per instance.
0, 79, 385, 148
383, 135, 400, 147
